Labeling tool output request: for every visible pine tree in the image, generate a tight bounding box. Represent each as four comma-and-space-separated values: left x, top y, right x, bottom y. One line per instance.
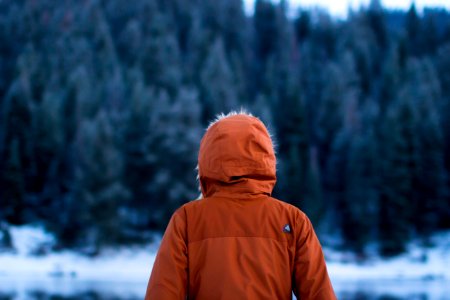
140, 5, 182, 96
0, 139, 26, 224
379, 44, 403, 111
367, 0, 389, 50
252, 0, 283, 92
0, 70, 34, 224
29, 86, 65, 222
301, 147, 325, 227
253, 0, 279, 62
344, 128, 379, 254
325, 127, 351, 241
200, 38, 238, 121
405, 3, 422, 56
275, 85, 310, 210
294, 10, 311, 43
401, 58, 447, 238
436, 44, 450, 229
314, 65, 346, 223
121, 69, 158, 234
378, 96, 419, 256
68, 111, 130, 252
144, 87, 202, 227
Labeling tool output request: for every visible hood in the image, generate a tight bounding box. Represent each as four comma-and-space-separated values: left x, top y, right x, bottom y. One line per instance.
198, 111, 276, 198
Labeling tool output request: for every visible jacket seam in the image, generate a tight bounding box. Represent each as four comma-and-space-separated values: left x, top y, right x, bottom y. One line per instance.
188, 235, 288, 245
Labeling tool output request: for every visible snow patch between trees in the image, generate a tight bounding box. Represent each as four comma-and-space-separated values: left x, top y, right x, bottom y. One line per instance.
1, 226, 449, 283
0, 226, 158, 281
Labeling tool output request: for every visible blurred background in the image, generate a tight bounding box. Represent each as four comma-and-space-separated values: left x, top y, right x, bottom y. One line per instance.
0, 0, 450, 299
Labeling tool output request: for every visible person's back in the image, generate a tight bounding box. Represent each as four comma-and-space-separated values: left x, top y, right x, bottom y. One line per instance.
145, 112, 336, 300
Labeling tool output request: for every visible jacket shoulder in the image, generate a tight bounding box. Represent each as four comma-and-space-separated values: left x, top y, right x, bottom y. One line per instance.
173, 198, 207, 218
266, 197, 311, 232
267, 197, 306, 217
178, 198, 204, 210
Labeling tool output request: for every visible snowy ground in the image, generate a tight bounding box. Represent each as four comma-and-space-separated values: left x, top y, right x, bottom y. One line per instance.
1, 226, 450, 299
326, 231, 450, 281
0, 226, 159, 282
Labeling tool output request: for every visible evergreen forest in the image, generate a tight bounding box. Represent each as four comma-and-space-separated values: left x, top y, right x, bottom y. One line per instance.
1, 0, 450, 257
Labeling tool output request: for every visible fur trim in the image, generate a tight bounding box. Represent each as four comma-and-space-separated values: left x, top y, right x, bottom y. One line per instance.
206, 108, 255, 130
195, 164, 202, 200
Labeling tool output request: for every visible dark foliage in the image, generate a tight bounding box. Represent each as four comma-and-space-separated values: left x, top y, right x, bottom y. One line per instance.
0, 0, 449, 256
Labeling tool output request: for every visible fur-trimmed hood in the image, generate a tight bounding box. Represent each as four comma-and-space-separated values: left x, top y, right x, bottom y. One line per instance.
197, 111, 277, 199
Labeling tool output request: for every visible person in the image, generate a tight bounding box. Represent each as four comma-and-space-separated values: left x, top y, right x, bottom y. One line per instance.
145, 111, 336, 300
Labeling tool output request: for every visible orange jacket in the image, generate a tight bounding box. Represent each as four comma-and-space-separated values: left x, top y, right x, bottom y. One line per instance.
145, 113, 336, 300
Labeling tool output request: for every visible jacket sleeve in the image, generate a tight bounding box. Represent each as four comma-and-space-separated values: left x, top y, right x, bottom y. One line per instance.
145, 209, 188, 300
292, 213, 336, 300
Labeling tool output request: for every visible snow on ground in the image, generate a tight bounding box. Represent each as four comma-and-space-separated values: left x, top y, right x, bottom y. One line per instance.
325, 231, 450, 281
1, 225, 450, 286
0, 226, 158, 282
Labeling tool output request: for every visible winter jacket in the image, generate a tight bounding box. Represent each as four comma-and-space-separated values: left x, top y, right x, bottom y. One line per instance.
145, 112, 336, 300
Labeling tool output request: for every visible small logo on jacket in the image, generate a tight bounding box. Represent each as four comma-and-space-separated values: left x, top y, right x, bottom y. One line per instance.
283, 224, 291, 233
